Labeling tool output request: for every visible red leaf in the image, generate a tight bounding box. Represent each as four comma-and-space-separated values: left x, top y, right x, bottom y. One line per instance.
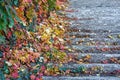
7, 31, 12, 39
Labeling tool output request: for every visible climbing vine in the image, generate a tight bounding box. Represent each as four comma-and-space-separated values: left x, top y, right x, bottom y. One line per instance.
0, 0, 68, 80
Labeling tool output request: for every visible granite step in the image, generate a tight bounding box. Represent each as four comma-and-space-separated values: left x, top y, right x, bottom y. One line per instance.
67, 28, 111, 33
67, 45, 120, 53
58, 64, 120, 76
67, 53, 120, 63
43, 76, 120, 80
69, 38, 120, 43
70, 49, 120, 53
69, 0, 120, 8
69, 45, 120, 50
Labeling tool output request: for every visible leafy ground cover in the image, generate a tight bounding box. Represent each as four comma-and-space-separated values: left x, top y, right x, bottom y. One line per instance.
0, 0, 69, 80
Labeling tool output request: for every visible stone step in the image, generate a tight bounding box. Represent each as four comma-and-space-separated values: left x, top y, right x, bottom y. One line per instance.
65, 47, 120, 53
68, 41, 120, 46
69, 0, 120, 8
67, 53, 120, 63
68, 33, 120, 39
70, 25, 120, 33
71, 49, 120, 53
68, 32, 120, 36
69, 38, 120, 43
59, 64, 120, 76
69, 20, 120, 31
69, 45, 120, 50
43, 76, 120, 80
67, 28, 111, 33
68, 6, 120, 18
67, 52, 120, 54
68, 25, 120, 33
66, 46, 120, 53
68, 31, 120, 34
67, 45, 120, 53
71, 41, 120, 46
60, 64, 120, 71
67, 27, 120, 34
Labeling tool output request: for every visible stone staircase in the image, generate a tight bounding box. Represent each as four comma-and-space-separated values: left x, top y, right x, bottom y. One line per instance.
43, 0, 120, 79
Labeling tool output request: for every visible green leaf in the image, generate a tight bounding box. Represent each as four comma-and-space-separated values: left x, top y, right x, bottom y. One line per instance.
17, 77, 23, 80
5, 5, 11, 16
0, 35, 5, 44
8, 17, 14, 28
8, 5, 17, 15
0, 18, 7, 31
0, 7, 6, 17
47, 0, 56, 11
32, 69, 38, 74
4, 69, 10, 74
78, 66, 86, 72
59, 67, 68, 72
0, 70, 5, 80
13, 0, 19, 6
0, 51, 3, 58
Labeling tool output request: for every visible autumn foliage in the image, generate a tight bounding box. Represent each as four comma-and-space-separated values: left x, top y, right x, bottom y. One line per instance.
0, 0, 68, 79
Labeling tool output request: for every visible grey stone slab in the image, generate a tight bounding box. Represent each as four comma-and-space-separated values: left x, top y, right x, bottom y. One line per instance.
43, 76, 120, 80
69, 0, 120, 8
67, 53, 120, 63
60, 64, 120, 72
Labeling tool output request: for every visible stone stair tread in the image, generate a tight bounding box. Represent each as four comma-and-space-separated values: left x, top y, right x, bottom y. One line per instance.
67, 53, 120, 63
69, 38, 120, 45
61, 63, 120, 67
69, 0, 120, 8
71, 49, 120, 53
70, 42, 120, 46
70, 25, 120, 32
69, 27, 120, 33
67, 7, 120, 17
70, 45, 120, 49
43, 76, 120, 80
68, 53, 120, 57
68, 32, 120, 35
68, 34, 119, 39
69, 37, 120, 41
68, 33, 120, 37
60, 64, 120, 71
67, 28, 120, 33
68, 52, 120, 54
